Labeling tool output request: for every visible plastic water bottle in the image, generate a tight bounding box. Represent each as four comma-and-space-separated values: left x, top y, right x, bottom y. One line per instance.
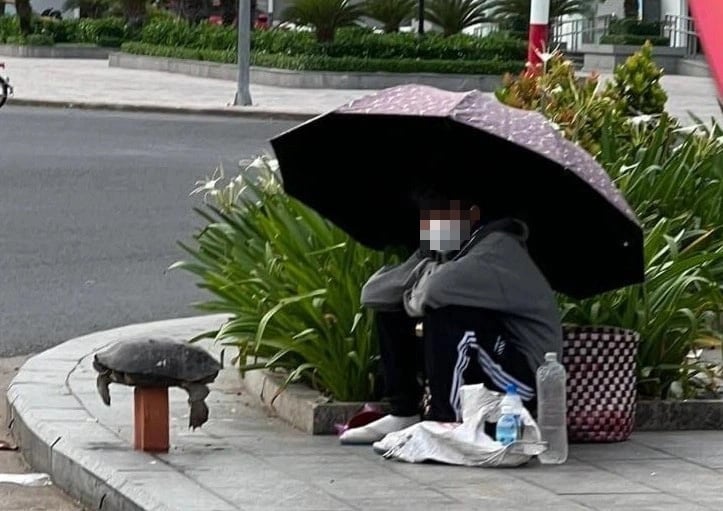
500, 383, 524, 433
536, 352, 568, 464
496, 404, 519, 446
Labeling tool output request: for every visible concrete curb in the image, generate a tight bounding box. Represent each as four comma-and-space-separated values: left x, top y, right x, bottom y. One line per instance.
7, 98, 319, 121
6, 314, 231, 511
241, 357, 388, 435
0, 43, 111, 59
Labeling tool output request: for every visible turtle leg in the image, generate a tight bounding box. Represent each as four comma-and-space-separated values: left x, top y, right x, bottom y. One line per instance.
96, 371, 112, 406
181, 383, 210, 430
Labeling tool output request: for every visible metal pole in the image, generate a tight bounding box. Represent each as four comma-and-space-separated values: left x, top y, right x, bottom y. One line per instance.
527, 0, 550, 69
234, 0, 252, 106
418, 0, 425, 35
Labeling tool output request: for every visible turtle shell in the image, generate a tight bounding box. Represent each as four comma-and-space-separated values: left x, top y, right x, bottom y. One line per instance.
94, 338, 221, 383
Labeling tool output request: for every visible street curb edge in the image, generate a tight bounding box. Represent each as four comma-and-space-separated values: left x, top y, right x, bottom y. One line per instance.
6, 98, 318, 121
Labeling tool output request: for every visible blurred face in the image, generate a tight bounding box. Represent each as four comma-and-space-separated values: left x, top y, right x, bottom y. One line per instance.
420, 200, 479, 251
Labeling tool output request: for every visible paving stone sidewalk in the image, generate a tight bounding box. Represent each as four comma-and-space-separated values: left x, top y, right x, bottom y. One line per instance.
3, 57, 722, 124
6, 315, 723, 511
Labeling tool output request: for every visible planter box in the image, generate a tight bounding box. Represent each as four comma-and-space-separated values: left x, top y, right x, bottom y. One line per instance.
635, 399, 723, 431
240, 359, 387, 434
580, 43, 687, 74
0, 44, 112, 59
109, 52, 504, 92
241, 362, 723, 435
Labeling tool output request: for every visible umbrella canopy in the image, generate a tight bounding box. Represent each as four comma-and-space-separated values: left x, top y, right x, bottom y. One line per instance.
270, 84, 644, 299
689, 0, 723, 104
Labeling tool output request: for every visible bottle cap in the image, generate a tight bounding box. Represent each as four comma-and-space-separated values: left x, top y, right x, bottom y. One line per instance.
544, 352, 558, 362
506, 383, 518, 394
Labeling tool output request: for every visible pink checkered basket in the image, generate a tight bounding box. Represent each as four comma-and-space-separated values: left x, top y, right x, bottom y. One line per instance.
562, 325, 640, 443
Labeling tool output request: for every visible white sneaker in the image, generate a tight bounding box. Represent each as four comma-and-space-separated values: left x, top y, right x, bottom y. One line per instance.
339, 414, 419, 445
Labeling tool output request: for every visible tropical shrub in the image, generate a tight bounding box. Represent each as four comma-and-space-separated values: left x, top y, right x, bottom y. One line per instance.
363, 0, 416, 33
424, 0, 486, 37
281, 0, 364, 42
172, 157, 399, 401
485, 0, 597, 32
496, 44, 723, 398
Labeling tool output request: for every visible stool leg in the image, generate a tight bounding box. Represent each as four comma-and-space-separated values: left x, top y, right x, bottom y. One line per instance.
134, 387, 169, 453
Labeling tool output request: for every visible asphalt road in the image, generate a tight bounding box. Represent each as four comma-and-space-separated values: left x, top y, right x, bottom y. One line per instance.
0, 106, 296, 357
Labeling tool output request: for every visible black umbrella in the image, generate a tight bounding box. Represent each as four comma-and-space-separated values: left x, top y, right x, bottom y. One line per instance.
270, 84, 644, 299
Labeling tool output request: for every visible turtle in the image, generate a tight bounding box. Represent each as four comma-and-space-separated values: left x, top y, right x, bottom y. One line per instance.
92, 338, 222, 429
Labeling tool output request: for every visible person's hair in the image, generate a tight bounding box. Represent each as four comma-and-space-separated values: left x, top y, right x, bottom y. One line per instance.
410, 189, 476, 212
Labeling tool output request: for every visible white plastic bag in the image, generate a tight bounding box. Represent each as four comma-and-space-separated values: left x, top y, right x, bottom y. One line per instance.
373, 383, 547, 467
0, 473, 53, 486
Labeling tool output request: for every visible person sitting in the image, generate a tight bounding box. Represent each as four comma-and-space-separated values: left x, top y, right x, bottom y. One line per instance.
339, 198, 562, 444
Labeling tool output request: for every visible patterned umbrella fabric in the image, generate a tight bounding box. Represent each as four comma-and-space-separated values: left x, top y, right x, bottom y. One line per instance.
270, 84, 644, 298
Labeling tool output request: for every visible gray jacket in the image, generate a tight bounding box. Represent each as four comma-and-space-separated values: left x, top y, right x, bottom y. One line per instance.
361, 219, 562, 371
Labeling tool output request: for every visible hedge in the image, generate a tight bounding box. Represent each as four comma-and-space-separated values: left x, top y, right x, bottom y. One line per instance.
251, 28, 528, 61
599, 35, 670, 46
136, 19, 527, 61
0, 16, 130, 45
120, 42, 525, 75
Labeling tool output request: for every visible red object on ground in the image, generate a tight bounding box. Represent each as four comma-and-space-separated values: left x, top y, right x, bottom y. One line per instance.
689, 0, 723, 101
333, 403, 385, 436
134, 387, 170, 453
254, 14, 269, 30
208, 15, 223, 25
527, 0, 550, 70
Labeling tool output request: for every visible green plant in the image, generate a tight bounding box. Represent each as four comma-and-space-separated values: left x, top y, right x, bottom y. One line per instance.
608, 17, 662, 36
363, 0, 416, 33
0, 16, 20, 42
561, 218, 723, 399
485, 0, 597, 31
599, 34, 670, 46
171, 157, 398, 401
604, 40, 668, 115
35, 18, 78, 43
282, 0, 364, 42
25, 33, 55, 45
600, 117, 723, 231
122, 41, 525, 74
495, 51, 627, 155
424, 0, 486, 36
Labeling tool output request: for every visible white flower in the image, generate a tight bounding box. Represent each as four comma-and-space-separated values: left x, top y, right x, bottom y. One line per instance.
627, 114, 654, 126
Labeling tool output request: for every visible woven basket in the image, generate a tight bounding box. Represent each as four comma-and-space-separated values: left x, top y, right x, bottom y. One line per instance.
562, 325, 640, 443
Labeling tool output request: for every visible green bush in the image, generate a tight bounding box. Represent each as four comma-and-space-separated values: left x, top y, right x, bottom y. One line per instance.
252, 27, 527, 61
139, 17, 236, 50
171, 157, 398, 401
76, 17, 127, 43
604, 41, 668, 115
122, 41, 525, 74
34, 18, 78, 43
496, 44, 723, 399
122, 41, 236, 62
25, 33, 54, 45
252, 51, 524, 74
0, 15, 133, 45
0, 16, 21, 42
599, 34, 670, 46
608, 17, 662, 36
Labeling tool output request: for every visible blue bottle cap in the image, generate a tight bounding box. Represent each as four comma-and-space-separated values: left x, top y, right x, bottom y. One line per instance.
506, 383, 517, 394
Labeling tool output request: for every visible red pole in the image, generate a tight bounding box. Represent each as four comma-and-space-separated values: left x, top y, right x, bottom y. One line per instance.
527, 0, 551, 71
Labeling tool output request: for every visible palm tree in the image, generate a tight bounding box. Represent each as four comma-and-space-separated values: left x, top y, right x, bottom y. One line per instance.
363, 0, 416, 33
424, 0, 486, 36
282, 0, 364, 42
486, 0, 597, 31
